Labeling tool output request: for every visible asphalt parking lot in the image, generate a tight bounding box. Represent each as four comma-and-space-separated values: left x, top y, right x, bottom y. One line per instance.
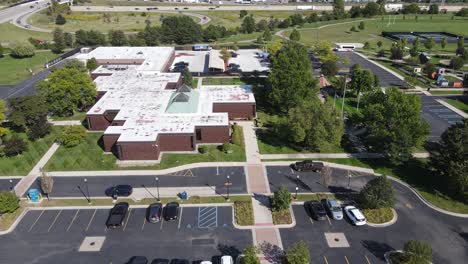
0, 206, 251, 264
0, 178, 20, 192
336, 52, 407, 87
420, 95, 464, 141
266, 166, 375, 194
28, 166, 247, 197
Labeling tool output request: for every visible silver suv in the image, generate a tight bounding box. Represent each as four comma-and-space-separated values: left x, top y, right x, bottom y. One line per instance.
324, 199, 343, 220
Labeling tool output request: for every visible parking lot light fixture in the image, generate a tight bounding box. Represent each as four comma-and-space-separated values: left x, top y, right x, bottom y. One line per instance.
226, 175, 231, 201
155, 177, 160, 202
9, 179, 13, 192
84, 178, 91, 204
295, 186, 299, 200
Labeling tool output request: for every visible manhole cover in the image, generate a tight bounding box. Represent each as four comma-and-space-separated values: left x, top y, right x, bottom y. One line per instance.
79, 236, 105, 252
325, 233, 349, 248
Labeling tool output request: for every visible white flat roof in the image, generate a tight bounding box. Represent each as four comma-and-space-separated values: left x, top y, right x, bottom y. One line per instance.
172, 51, 208, 73
229, 49, 270, 73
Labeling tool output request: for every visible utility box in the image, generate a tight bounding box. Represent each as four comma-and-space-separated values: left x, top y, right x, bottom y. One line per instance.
27, 189, 42, 203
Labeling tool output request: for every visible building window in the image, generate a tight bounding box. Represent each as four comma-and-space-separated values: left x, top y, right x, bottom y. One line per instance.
196, 128, 202, 141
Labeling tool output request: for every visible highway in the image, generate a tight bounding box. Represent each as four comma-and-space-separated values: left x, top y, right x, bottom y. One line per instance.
0, 0, 50, 24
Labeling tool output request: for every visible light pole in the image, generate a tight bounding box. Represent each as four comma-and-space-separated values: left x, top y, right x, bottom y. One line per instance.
347, 170, 351, 190
341, 74, 348, 120
77, 185, 90, 204
84, 178, 91, 204
9, 179, 13, 192
155, 177, 160, 202
296, 174, 300, 193
226, 175, 231, 201
295, 186, 299, 200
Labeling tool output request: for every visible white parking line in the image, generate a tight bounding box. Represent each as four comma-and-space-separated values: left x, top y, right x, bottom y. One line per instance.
364, 255, 371, 264
309, 217, 314, 225
324, 256, 329, 264
178, 207, 183, 230
47, 210, 62, 232
344, 255, 351, 264
85, 209, 97, 232
326, 215, 332, 226
66, 210, 79, 232
160, 218, 164, 230
142, 216, 146, 231
123, 208, 132, 231
28, 210, 44, 232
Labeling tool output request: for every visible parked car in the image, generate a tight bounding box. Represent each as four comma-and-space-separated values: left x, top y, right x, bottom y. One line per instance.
164, 202, 180, 221
200, 261, 212, 264
151, 259, 169, 264
106, 202, 129, 228
127, 256, 148, 264
306, 200, 327, 221
105, 185, 133, 198
221, 256, 234, 264
323, 199, 343, 220
147, 203, 163, 223
170, 259, 189, 264
344, 205, 367, 226
292, 161, 324, 172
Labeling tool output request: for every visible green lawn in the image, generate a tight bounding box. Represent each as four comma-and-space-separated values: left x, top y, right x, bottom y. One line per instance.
45, 130, 246, 171
50, 111, 87, 121
0, 51, 61, 85
0, 23, 52, 46
0, 127, 62, 176
202, 77, 246, 86
430, 90, 465, 95
444, 98, 468, 114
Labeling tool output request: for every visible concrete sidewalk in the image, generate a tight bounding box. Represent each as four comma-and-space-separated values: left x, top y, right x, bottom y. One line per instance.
261, 152, 429, 160
436, 99, 468, 118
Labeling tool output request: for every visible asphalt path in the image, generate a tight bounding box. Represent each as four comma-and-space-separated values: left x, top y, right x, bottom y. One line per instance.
0, 206, 251, 263
281, 180, 468, 263
26, 166, 247, 197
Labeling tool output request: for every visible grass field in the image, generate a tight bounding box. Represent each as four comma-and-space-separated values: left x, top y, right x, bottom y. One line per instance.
430, 90, 465, 95
50, 111, 87, 121
0, 127, 62, 176
0, 23, 52, 46
28, 11, 189, 32
0, 50, 61, 85
444, 98, 468, 113
202, 77, 246, 85
45, 130, 246, 171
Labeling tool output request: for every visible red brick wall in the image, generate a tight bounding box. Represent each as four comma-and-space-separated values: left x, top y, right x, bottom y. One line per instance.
87, 115, 110, 131
111, 120, 125, 126
196, 126, 230, 144
103, 134, 120, 152
212, 103, 256, 120
96, 59, 145, 65
91, 73, 112, 80
104, 110, 119, 122
117, 141, 160, 160
157, 133, 194, 151
96, 91, 107, 101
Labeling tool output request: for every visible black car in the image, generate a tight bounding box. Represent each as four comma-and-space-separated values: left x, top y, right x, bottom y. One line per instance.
306, 200, 327, 221
151, 259, 169, 264
147, 203, 163, 223
106, 202, 129, 228
128, 256, 148, 264
105, 185, 133, 198
164, 202, 180, 221
170, 259, 189, 264
292, 161, 324, 172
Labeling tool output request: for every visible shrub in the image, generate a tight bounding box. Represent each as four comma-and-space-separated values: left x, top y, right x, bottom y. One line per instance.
359, 175, 395, 209
27, 116, 51, 140
449, 56, 465, 70
271, 186, 291, 211
234, 201, 254, 226
198, 146, 206, 154
231, 124, 244, 147
241, 245, 260, 264
358, 21, 365, 30
402, 240, 432, 263
362, 208, 394, 223
59, 126, 86, 147
55, 14, 66, 25
222, 142, 232, 153
0, 192, 19, 214
10, 43, 35, 58
350, 26, 357, 32
3, 136, 27, 157
286, 241, 310, 264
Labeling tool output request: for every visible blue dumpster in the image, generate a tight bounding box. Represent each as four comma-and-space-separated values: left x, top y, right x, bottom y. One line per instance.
28, 189, 42, 203
179, 191, 188, 200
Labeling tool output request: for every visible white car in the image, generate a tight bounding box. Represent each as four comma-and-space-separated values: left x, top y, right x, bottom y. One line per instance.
201, 262, 212, 264
344, 206, 367, 226
221, 256, 234, 264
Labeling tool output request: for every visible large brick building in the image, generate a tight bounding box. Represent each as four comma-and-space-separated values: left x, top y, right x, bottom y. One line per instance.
76, 47, 256, 160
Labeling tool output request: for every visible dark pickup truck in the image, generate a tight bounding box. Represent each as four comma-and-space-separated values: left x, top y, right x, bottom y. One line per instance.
106, 202, 129, 228
292, 160, 324, 172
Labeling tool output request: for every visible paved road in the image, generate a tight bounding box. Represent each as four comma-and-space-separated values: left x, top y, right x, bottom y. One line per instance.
0, 206, 251, 263
26, 167, 247, 197
420, 95, 465, 142
281, 181, 468, 263
0, 0, 49, 24
336, 51, 407, 87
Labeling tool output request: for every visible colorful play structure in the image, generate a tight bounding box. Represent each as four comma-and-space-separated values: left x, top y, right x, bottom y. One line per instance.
429, 68, 463, 88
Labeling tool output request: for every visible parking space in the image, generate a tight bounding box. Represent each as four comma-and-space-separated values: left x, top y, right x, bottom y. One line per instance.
266, 165, 375, 194
28, 166, 247, 198
0, 178, 20, 192
0, 206, 252, 264
420, 95, 464, 141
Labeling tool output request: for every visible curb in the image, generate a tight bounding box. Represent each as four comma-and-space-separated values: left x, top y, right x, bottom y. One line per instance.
366, 208, 398, 228
0, 208, 29, 236
263, 160, 375, 175
275, 205, 296, 229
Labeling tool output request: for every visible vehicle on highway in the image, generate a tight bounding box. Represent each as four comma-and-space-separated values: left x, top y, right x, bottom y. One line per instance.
127, 256, 148, 264
183, 7, 189, 10
86, 7, 90, 10
305, 200, 327, 221
105, 184, 133, 198
146, 203, 163, 223
344, 205, 367, 226
170, 259, 189, 264
164, 202, 180, 221
174, 7, 179, 10
151, 259, 169, 264
292, 160, 324, 172
221, 256, 234, 264
106, 202, 129, 228
323, 199, 343, 220
209, 7, 215, 10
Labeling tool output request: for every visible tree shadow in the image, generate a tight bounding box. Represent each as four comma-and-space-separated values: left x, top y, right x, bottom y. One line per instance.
362, 240, 395, 261
259, 241, 284, 264
285, 174, 312, 192
217, 244, 241, 259
253, 193, 271, 207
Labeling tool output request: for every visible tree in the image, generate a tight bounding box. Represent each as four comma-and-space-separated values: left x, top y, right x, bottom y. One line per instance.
424, 37, 435, 50
286, 241, 310, 264
160, 16, 202, 44
263, 28, 272, 41
241, 15, 256, 34
403, 3, 420, 14
333, 0, 346, 19
40, 169, 54, 200
349, 6, 362, 18
428, 4, 439, 14
403, 240, 433, 263
359, 175, 395, 209
363, 42, 371, 50
75, 29, 107, 46
289, 29, 301, 41
456, 7, 468, 17
363, 2, 380, 17
109, 30, 128, 46
10, 42, 35, 58
289, 14, 305, 27
8, 95, 48, 131
64, 32, 73, 47
0, 43, 4, 57
307, 13, 319, 23
429, 120, 468, 201
28, 115, 51, 140
55, 14, 66, 25
239, 10, 248, 18
450, 56, 465, 70
0, 192, 19, 214
0, 99, 8, 138
422, 62, 436, 78
377, 0, 386, 15
86, 57, 98, 72
4, 136, 27, 157
377, 40, 383, 48
220, 48, 232, 68
256, 19, 268, 32
138, 25, 160, 46
37, 68, 96, 116
268, 41, 317, 113
271, 186, 291, 211
349, 65, 377, 95
359, 88, 429, 165
390, 46, 403, 60
52, 28, 66, 53
321, 60, 338, 77
456, 37, 465, 55
59, 125, 87, 147
377, 49, 385, 57
350, 25, 357, 32
63, 59, 87, 73
181, 67, 192, 86
241, 245, 260, 264
203, 25, 227, 42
